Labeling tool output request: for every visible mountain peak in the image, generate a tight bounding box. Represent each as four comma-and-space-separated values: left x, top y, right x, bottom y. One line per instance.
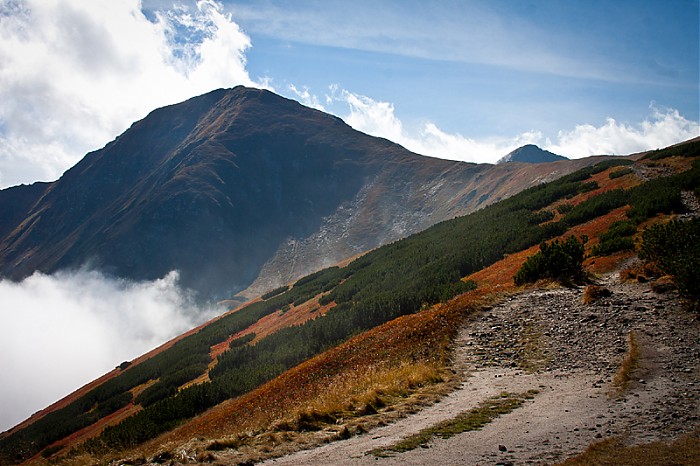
497, 144, 568, 164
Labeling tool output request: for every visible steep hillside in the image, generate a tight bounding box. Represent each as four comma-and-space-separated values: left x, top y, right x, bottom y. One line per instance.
0, 86, 601, 301
2, 138, 697, 465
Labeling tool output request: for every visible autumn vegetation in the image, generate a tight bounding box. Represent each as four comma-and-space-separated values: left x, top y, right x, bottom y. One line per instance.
2, 139, 698, 465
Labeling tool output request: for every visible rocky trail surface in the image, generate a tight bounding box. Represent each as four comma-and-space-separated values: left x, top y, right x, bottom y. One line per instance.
261, 265, 700, 465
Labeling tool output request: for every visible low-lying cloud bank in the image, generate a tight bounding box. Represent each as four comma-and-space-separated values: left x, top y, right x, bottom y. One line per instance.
0, 269, 219, 432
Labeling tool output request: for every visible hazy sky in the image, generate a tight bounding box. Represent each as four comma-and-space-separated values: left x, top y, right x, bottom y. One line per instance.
0, 0, 698, 188
0, 0, 699, 432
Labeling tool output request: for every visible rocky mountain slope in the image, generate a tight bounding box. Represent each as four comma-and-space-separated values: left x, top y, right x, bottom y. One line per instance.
0, 87, 599, 301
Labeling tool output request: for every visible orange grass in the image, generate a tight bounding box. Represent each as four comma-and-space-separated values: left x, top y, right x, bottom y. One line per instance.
129, 291, 488, 458
467, 246, 538, 290
233, 297, 336, 344
611, 331, 640, 394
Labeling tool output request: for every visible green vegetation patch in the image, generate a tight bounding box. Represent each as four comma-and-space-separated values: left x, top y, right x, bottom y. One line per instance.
609, 167, 633, 179
514, 236, 586, 285
592, 220, 637, 257
642, 139, 700, 160
261, 285, 290, 300
640, 218, 700, 304
371, 390, 539, 457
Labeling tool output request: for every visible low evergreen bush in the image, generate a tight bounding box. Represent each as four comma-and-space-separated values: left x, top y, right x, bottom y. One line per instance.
639, 218, 700, 304
514, 236, 586, 285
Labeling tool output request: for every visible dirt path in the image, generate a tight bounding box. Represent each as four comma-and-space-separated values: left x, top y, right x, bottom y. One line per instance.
262, 267, 700, 465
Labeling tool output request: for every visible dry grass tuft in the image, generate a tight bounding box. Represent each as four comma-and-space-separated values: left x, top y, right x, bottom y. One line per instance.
277, 361, 445, 431
611, 331, 640, 394
650, 277, 678, 294
620, 262, 664, 283
582, 284, 611, 304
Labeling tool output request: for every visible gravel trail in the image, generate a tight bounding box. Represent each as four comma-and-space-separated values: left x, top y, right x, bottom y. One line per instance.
262, 268, 700, 465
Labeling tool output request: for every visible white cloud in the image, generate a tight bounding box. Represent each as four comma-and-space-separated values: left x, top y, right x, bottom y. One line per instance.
0, 269, 220, 432
330, 88, 700, 163
330, 87, 542, 162
0, 0, 262, 188
340, 89, 404, 143
547, 106, 700, 156
288, 84, 325, 111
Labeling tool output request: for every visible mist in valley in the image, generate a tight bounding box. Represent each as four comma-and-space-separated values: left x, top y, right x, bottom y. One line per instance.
0, 269, 220, 432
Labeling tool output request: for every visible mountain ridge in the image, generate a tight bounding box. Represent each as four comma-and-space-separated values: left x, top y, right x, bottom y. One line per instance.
0, 86, 603, 301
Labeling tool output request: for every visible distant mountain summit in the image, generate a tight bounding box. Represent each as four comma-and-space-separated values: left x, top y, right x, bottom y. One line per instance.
498, 144, 568, 164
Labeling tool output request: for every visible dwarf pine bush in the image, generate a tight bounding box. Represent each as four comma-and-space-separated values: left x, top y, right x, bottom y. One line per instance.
514, 236, 586, 285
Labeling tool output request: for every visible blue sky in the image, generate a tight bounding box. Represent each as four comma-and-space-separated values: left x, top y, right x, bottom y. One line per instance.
224, 0, 698, 134
0, 0, 698, 188
209, 0, 699, 161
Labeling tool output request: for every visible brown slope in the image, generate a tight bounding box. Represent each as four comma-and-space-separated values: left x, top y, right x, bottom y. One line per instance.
146, 155, 697, 465
91, 160, 658, 465
13, 144, 695, 464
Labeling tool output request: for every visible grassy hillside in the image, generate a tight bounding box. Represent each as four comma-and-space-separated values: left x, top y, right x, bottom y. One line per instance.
2, 139, 698, 465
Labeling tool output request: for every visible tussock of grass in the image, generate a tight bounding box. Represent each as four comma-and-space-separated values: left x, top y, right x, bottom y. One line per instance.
559, 431, 700, 465
274, 362, 445, 432
611, 331, 639, 393
206, 436, 244, 451
620, 262, 663, 283
371, 390, 539, 457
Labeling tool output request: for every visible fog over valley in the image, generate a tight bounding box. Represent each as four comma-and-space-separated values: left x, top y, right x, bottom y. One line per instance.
0, 270, 219, 431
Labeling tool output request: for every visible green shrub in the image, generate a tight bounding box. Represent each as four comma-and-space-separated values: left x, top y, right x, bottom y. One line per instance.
592, 237, 635, 256
642, 140, 700, 160
601, 220, 637, 240
562, 189, 628, 227
557, 203, 573, 215
261, 285, 289, 300
40, 445, 63, 458
609, 167, 633, 179
592, 220, 637, 256
639, 219, 700, 303
528, 210, 555, 225
514, 236, 586, 285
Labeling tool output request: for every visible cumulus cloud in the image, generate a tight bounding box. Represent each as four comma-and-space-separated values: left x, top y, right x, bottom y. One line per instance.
0, 269, 220, 432
0, 0, 262, 188
546, 106, 700, 157
330, 88, 699, 163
